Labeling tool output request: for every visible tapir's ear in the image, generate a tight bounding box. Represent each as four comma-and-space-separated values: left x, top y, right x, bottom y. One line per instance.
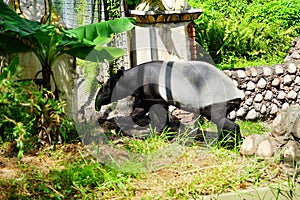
116, 67, 125, 80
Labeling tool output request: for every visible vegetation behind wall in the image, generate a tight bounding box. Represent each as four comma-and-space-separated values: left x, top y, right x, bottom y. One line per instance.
188, 0, 300, 68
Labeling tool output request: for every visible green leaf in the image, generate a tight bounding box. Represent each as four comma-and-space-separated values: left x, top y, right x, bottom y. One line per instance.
0, 0, 135, 73
0, 56, 19, 80
63, 46, 125, 62
60, 18, 135, 62
0, 34, 32, 53
69, 18, 135, 45
0, 1, 40, 37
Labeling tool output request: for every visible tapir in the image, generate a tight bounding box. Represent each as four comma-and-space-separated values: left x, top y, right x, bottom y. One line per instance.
95, 61, 243, 144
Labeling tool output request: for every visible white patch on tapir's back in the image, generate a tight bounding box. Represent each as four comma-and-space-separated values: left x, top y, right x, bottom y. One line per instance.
158, 61, 243, 111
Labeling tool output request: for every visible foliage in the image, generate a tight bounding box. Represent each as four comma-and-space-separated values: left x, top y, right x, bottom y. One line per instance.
106, 0, 121, 19
0, 1, 135, 90
33, 159, 134, 199
0, 57, 75, 159
127, 0, 142, 10
76, 0, 88, 25
188, 0, 300, 68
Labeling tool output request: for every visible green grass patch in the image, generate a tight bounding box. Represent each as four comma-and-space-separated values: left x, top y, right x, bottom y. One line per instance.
237, 120, 271, 137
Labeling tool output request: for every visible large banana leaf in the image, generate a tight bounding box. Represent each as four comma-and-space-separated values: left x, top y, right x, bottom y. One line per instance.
69, 18, 135, 45
0, 1, 135, 63
63, 46, 126, 62
0, 1, 40, 36
63, 18, 135, 61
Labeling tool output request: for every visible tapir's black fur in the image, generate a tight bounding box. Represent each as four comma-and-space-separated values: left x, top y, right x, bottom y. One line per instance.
95, 61, 242, 145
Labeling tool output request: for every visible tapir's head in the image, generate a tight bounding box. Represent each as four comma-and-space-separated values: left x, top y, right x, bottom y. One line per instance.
95, 68, 124, 111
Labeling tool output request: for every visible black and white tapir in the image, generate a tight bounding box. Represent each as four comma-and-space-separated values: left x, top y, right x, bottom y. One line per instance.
95, 61, 243, 143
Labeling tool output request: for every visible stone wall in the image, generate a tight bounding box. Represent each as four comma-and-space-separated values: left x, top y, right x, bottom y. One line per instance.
225, 37, 300, 121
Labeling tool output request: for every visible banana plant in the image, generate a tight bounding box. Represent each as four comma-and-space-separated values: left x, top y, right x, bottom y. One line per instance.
0, 1, 135, 91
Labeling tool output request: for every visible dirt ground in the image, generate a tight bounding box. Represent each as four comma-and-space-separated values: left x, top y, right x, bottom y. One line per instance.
0, 125, 287, 199
0, 143, 82, 181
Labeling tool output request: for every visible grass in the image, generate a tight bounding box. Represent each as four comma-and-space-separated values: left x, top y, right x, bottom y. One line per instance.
237, 119, 272, 137
217, 58, 282, 70
0, 120, 297, 199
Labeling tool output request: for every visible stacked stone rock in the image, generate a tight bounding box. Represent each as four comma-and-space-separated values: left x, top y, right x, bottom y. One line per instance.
225, 37, 300, 121
240, 105, 300, 174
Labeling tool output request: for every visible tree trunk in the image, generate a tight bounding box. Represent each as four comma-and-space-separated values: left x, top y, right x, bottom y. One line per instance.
103, 0, 109, 20
42, 64, 52, 91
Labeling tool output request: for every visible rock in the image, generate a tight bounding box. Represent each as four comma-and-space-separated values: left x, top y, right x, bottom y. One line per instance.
263, 67, 272, 76
283, 141, 298, 165
272, 78, 280, 86
246, 109, 257, 120
294, 85, 300, 92
236, 70, 246, 79
244, 91, 252, 96
291, 51, 300, 59
245, 98, 253, 106
282, 102, 290, 110
272, 98, 281, 106
272, 112, 288, 136
277, 91, 285, 100
253, 103, 262, 111
254, 94, 263, 102
223, 70, 232, 77
287, 63, 297, 74
264, 91, 273, 100
283, 75, 293, 85
227, 110, 236, 120
275, 65, 284, 75
240, 135, 256, 156
295, 76, 300, 85
256, 139, 274, 157
270, 104, 279, 115
236, 107, 246, 117
248, 67, 258, 77
287, 90, 298, 100
260, 104, 267, 114
257, 78, 267, 89
246, 81, 256, 91
292, 115, 300, 139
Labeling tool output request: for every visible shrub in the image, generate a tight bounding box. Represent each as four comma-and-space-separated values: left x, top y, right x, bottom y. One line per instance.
189, 0, 300, 68
0, 57, 76, 159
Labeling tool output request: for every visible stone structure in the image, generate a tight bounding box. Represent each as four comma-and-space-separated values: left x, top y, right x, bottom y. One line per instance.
225, 37, 300, 121
240, 105, 300, 174
238, 39, 300, 172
